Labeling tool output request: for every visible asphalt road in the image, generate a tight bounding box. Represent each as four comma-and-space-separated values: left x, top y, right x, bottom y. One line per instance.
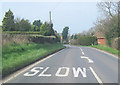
3, 45, 119, 84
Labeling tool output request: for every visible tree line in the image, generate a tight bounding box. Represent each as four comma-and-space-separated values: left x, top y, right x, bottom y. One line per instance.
2, 9, 57, 36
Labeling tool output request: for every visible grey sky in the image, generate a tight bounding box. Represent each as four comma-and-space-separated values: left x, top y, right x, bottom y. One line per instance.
0, 2, 99, 34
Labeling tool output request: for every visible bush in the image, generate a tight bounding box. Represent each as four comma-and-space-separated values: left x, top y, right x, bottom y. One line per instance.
70, 39, 78, 45
77, 35, 97, 46
112, 37, 120, 51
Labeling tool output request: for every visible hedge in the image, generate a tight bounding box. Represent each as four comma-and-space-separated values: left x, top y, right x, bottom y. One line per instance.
2, 31, 41, 34
29, 35, 57, 43
2, 32, 58, 45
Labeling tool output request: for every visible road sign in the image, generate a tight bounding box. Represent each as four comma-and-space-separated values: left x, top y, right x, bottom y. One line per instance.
61, 36, 63, 40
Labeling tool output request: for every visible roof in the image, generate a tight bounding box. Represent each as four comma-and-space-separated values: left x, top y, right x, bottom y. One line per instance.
94, 31, 105, 38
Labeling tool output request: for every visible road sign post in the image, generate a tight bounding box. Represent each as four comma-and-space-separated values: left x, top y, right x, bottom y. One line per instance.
61, 36, 63, 44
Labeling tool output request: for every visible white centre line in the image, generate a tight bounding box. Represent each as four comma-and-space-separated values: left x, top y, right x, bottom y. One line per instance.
89, 67, 103, 84
82, 52, 85, 55
80, 48, 85, 55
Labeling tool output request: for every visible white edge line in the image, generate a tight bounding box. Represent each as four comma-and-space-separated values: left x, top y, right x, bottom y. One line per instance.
2, 48, 65, 83
89, 67, 103, 83
89, 47, 118, 59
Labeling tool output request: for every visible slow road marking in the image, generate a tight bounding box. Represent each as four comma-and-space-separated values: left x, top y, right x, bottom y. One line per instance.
55, 67, 70, 77
24, 67, 87, 78
24, 66, 103, 83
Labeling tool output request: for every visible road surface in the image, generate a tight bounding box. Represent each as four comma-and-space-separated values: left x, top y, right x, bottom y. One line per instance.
3, 45, 119, 84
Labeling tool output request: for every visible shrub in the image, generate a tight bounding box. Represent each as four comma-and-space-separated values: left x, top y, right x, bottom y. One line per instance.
77, 35, 97, 46
112, 37, 120, 51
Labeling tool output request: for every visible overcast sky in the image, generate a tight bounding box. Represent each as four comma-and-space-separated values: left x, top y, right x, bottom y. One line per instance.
0, 2, 99, 34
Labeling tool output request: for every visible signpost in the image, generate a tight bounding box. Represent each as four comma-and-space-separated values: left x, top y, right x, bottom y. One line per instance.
60, 36, 63, 44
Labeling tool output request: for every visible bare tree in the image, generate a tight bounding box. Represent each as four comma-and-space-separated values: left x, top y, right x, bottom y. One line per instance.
97, 2, 119, 17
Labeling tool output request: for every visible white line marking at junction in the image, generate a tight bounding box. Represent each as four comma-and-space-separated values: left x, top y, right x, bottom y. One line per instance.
89, 67, 103, 83
81, 56, 94, 63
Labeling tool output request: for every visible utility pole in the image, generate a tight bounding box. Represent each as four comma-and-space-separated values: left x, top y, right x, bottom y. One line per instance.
49, 11, 52, 26
118, 2, 120, 37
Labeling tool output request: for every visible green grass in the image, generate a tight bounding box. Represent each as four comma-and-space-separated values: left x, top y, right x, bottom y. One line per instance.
90, 45, 120, 56
2, 43, 65, 77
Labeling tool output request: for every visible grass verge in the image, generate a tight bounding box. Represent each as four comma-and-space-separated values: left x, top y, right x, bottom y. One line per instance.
2, 43, 65, 77
90, 45, 120, 56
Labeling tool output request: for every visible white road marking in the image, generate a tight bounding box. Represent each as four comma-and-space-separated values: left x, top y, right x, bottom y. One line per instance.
55, 67, 70, 77
82, 52, 85, 55
89, 47, 118, 59
73, 67, 87, 77
24, 67, 43, 76
89, 67, 103, 83
2, 48, 65, 83
80, 48, 85, 55
81, 56, 94, 63
80, 48, 83, 52
38, 67, 51, 77
24, 67, 88, 78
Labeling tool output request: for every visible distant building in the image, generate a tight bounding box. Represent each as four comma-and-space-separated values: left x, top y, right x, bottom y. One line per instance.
94, 31, 106, 45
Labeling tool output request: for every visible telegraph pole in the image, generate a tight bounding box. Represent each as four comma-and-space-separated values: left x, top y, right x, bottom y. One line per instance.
49, 11, 52, 25
49, 11, 52, 36
118, 2, 120, 37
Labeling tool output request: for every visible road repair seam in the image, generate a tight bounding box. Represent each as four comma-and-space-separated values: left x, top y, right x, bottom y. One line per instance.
89, 67, 103, 84
2, 48, 65, 84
